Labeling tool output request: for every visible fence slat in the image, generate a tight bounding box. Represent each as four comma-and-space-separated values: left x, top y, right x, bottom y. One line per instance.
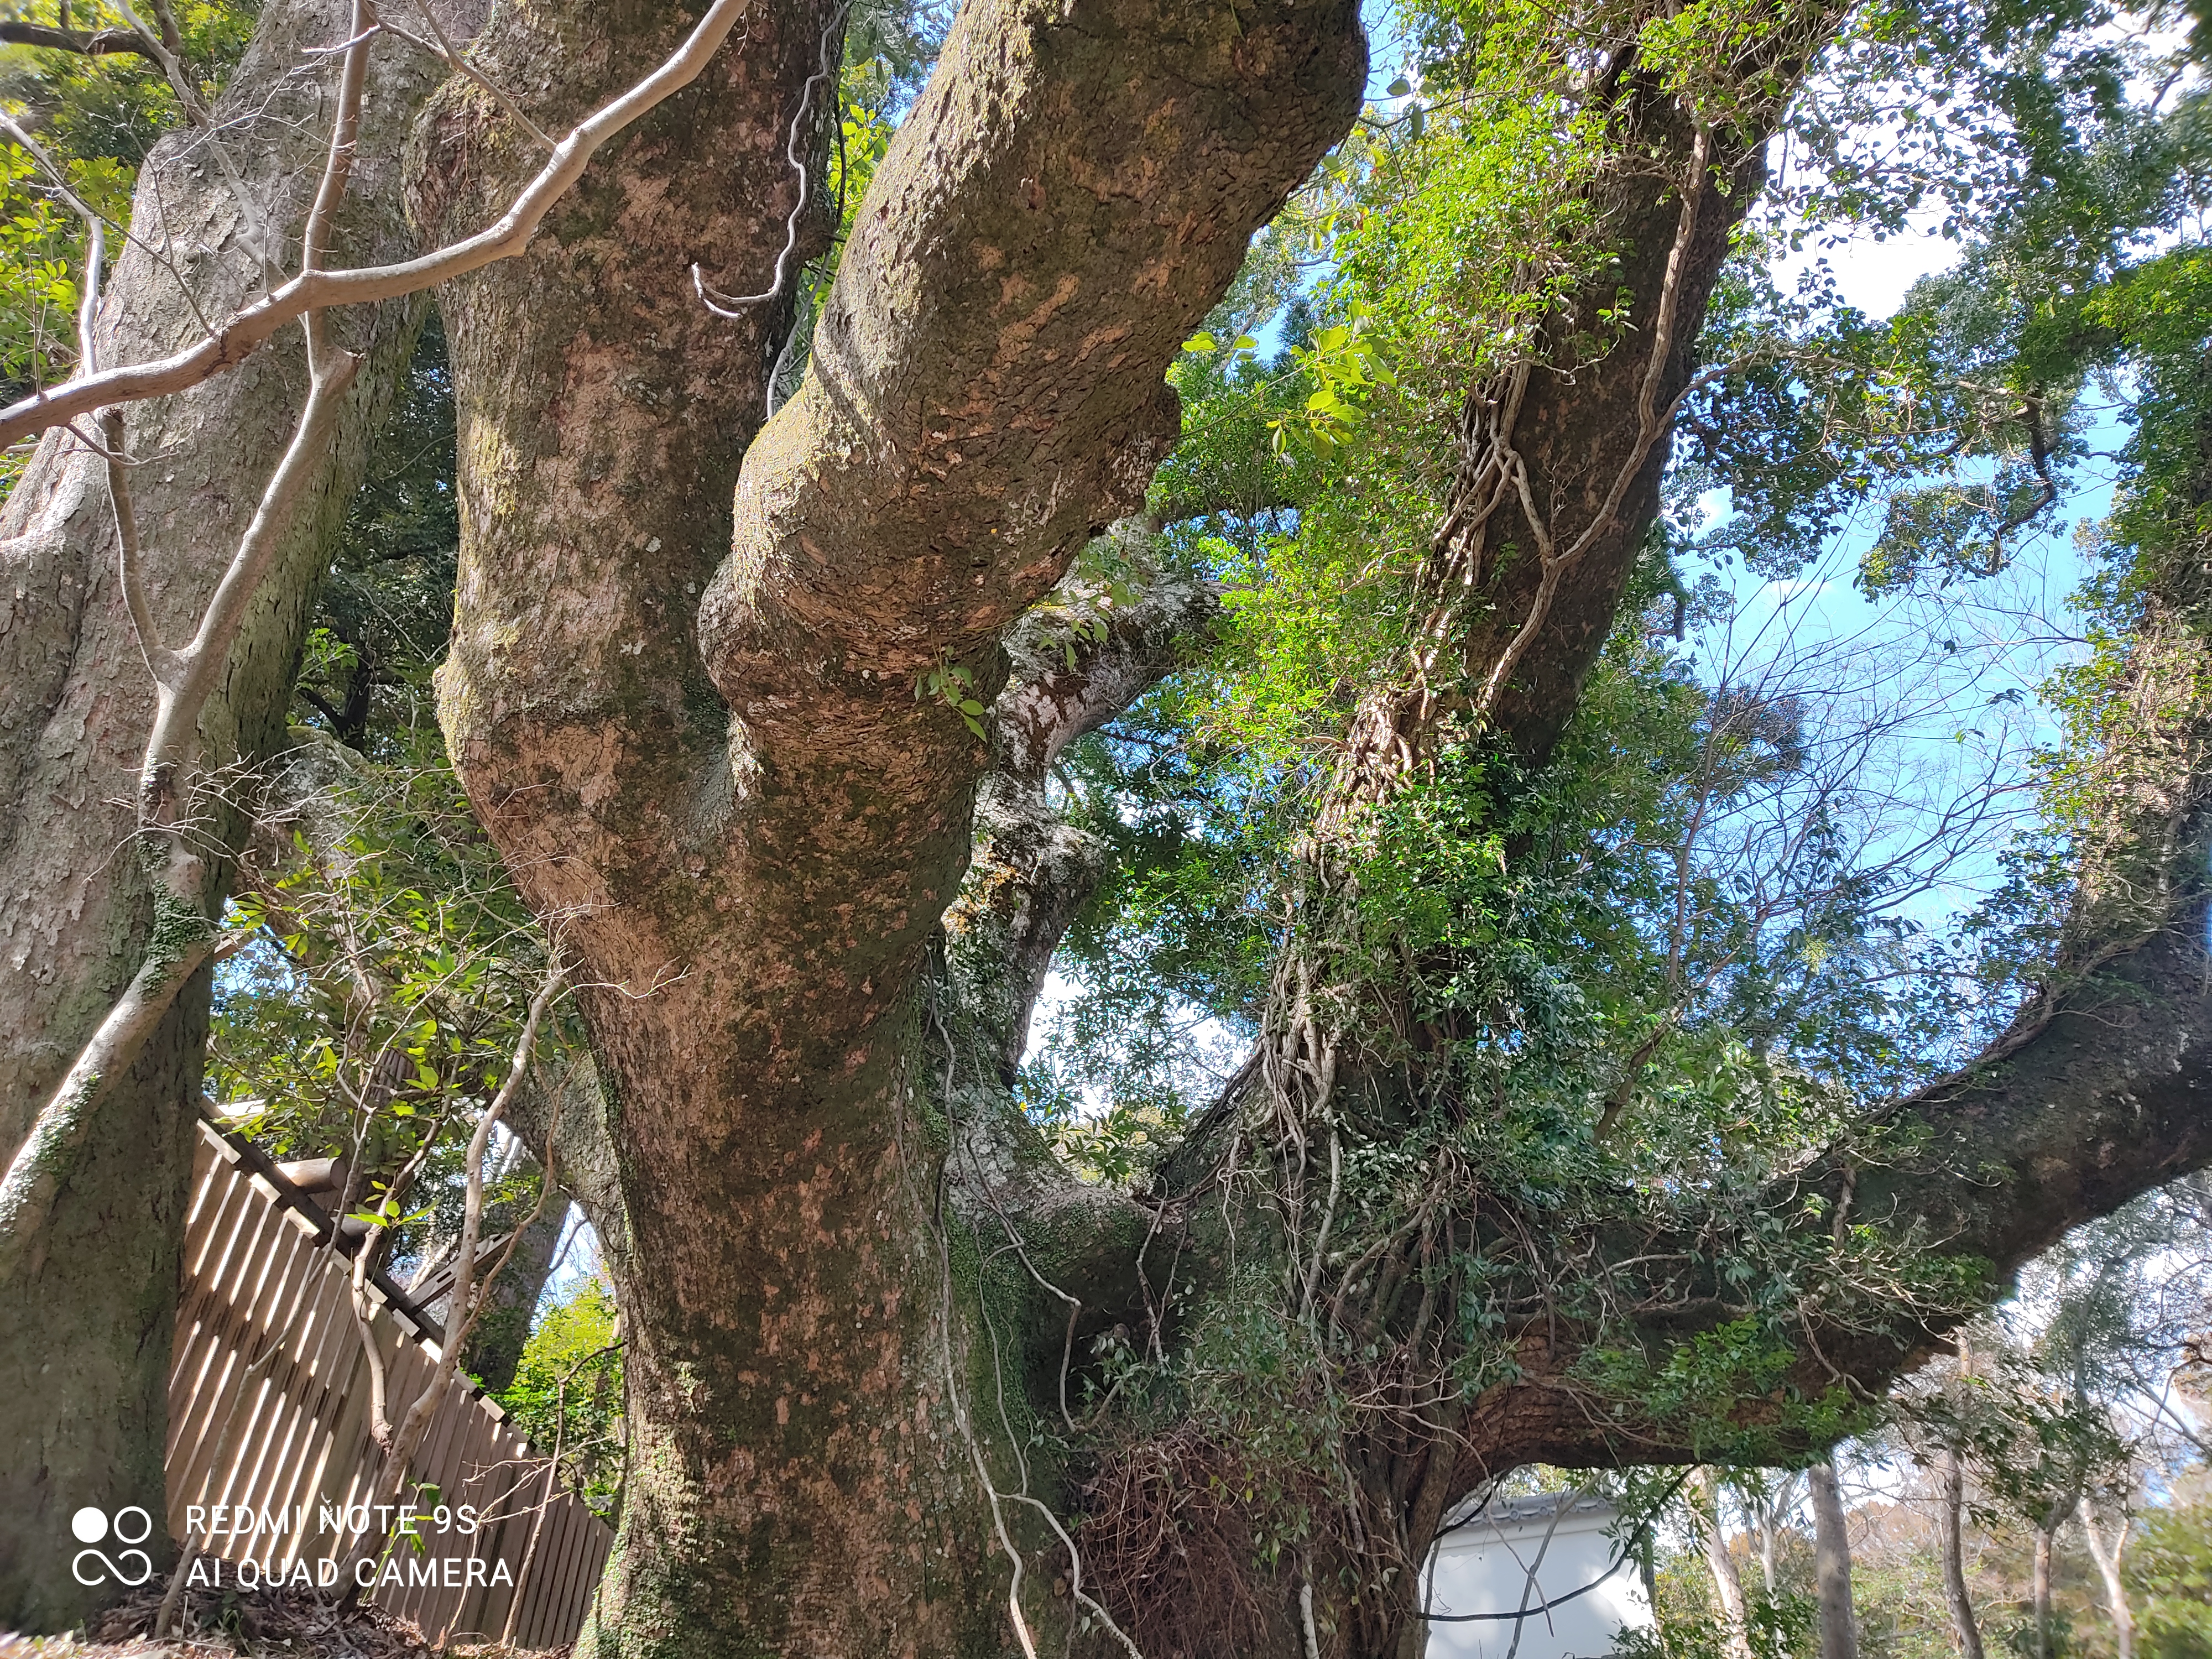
169, 1120, 612, 1645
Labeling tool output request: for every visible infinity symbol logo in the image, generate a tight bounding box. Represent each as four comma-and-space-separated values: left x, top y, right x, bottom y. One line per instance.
69, 1506, 154, 1587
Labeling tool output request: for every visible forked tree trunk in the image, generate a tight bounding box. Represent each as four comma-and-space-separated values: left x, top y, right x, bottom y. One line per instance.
415, 0, 1361, 1642
0, 3, 442, 1627
419, 4, 969, 1647
1809, 1461, 1858, 1659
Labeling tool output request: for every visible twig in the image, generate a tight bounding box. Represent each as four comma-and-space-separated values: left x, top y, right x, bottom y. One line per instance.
0, 20, 159, 58
386, 964, 563, 1453
111, 0, 279, 283
0, 0, 752, 1253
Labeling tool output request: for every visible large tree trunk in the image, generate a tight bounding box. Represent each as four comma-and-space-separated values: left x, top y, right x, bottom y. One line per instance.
1196, 43, 1797, 1658
0, 6, 445, 1629
1809, 1461, 1859, 1659
416, 0, 1361, 1648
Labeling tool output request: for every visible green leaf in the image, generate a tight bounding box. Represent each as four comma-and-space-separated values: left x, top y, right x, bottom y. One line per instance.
1182, 331, 1217, 353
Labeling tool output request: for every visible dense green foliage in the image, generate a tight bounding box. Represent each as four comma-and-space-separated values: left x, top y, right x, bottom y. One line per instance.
290, 317, 460, 751
496, 1275, 625, 1521
2136, 1490, 2212, 1659
207, 733, 559, 1265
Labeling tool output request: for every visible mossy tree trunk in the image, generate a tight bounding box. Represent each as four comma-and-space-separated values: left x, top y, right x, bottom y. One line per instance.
0, 1, 441, 1627
415, 0, 1363, 1650
1020, 28, 2212, 1659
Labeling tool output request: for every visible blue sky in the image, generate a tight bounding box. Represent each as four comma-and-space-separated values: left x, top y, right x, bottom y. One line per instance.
1690, 228, 2138, 933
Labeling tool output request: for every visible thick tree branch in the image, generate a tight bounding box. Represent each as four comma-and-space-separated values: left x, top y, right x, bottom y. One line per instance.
570, 0, 1372, 1104
1441, 605, 2212, 1479
0, 21, 159, 59
948, 539, 1223, 1078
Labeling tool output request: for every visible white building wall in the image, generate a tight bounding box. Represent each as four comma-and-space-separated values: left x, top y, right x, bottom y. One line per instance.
1420, 1494, 1656, 1659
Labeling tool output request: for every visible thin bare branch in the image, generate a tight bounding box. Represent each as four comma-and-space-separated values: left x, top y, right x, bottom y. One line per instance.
366, 961, 565, 1506
103, 409, 180, 683
111, 0, 279, 281
0, 0, 755, 452
300, 0, 374, 378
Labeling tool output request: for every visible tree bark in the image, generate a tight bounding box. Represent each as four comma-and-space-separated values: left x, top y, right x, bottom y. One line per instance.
416, 0, 1362, 1648
0, 3, 446, 1628
2079, 1496, 2135, 1659
947, 538, 1220, 1078
1809, 1460, 1859, 1659
1698, 1472, 1757, 1659
2033, 1523, 2056, 1659
1756, 1480, 1786, 1598
1939, 1449, 1985, 1659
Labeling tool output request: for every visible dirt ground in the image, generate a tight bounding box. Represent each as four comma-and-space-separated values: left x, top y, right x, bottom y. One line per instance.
0, 1583, 560, 1659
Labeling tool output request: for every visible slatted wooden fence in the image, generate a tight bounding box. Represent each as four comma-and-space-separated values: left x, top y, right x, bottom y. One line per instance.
168, 1118, 612, 1647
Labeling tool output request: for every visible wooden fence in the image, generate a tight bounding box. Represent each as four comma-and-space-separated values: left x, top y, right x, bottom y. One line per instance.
168, 1117, 612, 1647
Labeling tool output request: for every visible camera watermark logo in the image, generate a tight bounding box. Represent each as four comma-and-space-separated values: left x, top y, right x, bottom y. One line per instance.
70, 1505, 154, 1588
